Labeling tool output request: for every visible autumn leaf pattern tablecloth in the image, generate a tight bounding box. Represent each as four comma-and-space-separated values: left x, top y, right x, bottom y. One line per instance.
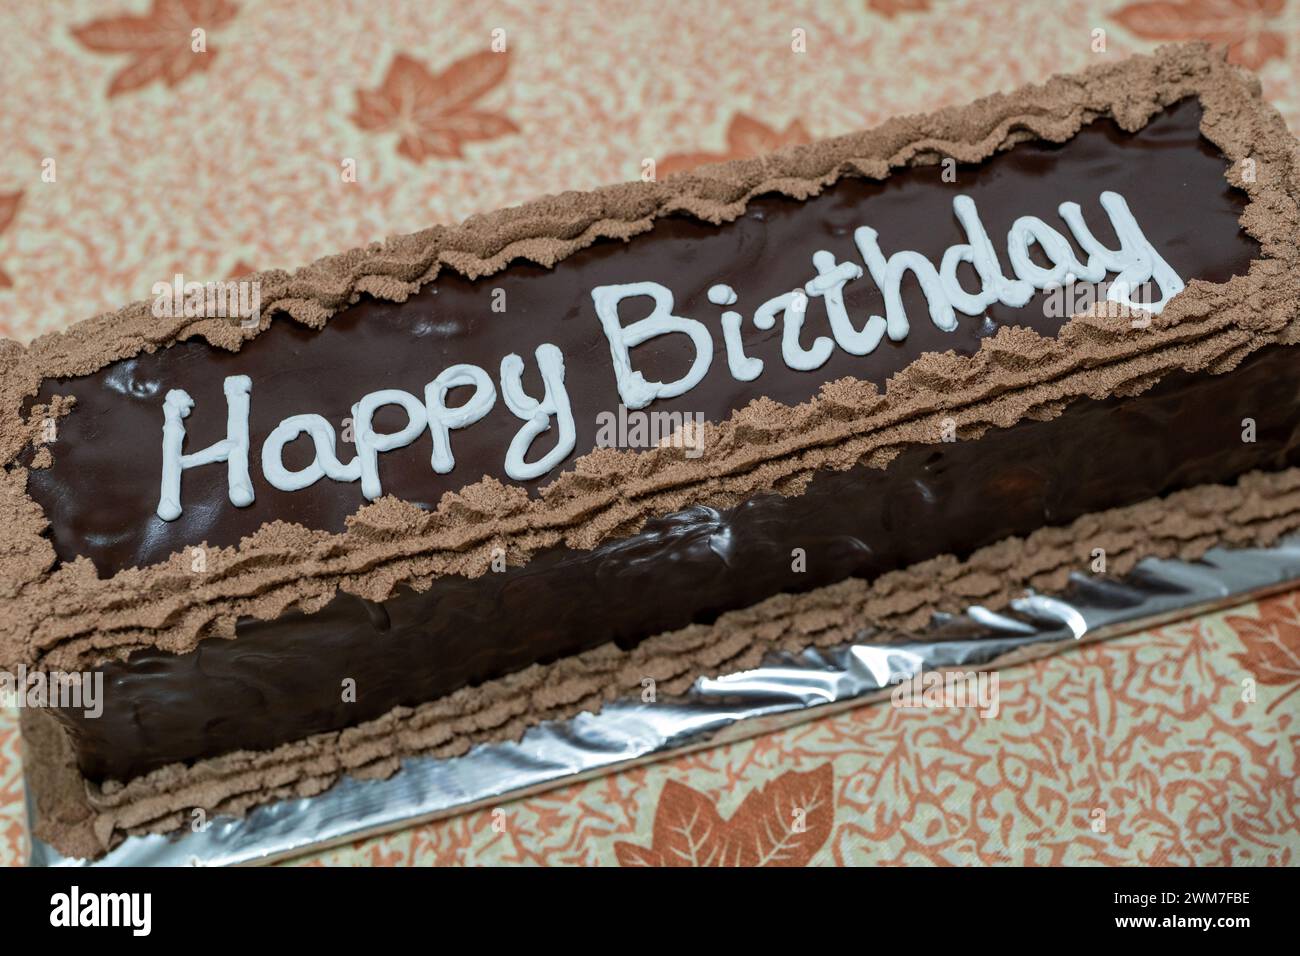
1, 0, 1298, 867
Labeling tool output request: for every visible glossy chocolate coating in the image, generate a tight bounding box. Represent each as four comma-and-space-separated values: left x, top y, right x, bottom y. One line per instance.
63, 345, 1300, 780
29, 101, 1280, 781
28, 101, 1255, 576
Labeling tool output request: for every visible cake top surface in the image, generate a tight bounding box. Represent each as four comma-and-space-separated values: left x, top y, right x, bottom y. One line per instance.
2, 42, 1298, 672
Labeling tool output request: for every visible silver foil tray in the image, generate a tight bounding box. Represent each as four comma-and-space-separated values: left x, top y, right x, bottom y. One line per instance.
27, 536, 1300, 866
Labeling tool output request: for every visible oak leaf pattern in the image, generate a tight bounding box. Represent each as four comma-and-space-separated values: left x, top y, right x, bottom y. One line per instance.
658, 114, 811, 178
71, 0, 239, 98
0, 191, 21, 290
351, 51, 520, 162
1112, 0, 1287, 70
1226, 592, 1300, 712
614, 764, 833, 866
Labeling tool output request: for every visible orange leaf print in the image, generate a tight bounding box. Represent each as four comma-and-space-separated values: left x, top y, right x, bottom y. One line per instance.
0, 191, 22, 290
658, 113, 811, 178
615, 765, 834, 866
868, 0, 933, 15
227, 260, 256, 279
1112, 0, 1287, 70
615, 779, 730, 866
1226, 592, 1300, 712
352, 51, 519, 162
72, 0, 239, 98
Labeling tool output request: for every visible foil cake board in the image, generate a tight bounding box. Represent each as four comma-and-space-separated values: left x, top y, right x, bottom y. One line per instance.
26, 537, 1300, 867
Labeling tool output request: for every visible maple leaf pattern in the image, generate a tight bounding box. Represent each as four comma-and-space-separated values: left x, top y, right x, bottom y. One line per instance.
352, 51, 520, 162
615, 765, 833, 866
658, 114, 811, 178
0, 191, 21, 289
1226, 592, 1300, 712
1112, 0, 1287, 70
869, 0, 933, 15
72, 0, 239, 98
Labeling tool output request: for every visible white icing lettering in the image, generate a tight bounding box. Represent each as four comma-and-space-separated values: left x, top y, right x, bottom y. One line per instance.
1060, 191, 1185, 312
591, 281, 713, 410
720, 310, 762, 381
1007, 215, 1085, 289
783, 290, 835, 371
707, 284, 738, 306
853, 225, 958, 340
261, 414, 360, 492
354, 389, 428, 500
940, 195, 1034, 312
501, 344, 576, 481
753, 290, 834, 372
157, 375, 253, 521
805, 250, 884, 356
424, 364, 496, 474
154, 191, 1184, 515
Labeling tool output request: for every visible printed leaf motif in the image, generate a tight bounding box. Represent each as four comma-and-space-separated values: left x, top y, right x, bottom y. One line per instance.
1227, 592, 1300, 712
658, 113, 811, 178
351, 51, 519, 162
614, 765, 834, 866
869, 0, 933, 15
1112, 0, 1287, 70
71, 0, 239, 97
0, 191, 22, 290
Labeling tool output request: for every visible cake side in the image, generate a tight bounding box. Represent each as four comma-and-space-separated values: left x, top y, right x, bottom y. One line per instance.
2, 42, 1298, 678
26, 464, 1300, 860
52, 343, 1300, 783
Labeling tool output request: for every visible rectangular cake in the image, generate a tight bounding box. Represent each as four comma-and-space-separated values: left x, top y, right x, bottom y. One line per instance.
6, 43, 1300, 859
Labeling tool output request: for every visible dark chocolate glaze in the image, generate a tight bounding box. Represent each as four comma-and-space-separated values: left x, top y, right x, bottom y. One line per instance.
27, 100, 1279, 782
61, 345, 1300, 780
27, 100, 1256, 577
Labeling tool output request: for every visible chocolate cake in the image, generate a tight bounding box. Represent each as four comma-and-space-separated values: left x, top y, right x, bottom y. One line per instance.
6, 43, 1300, 860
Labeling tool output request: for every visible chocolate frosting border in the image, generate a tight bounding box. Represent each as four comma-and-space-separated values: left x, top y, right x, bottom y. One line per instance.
2, 42, 1299, 679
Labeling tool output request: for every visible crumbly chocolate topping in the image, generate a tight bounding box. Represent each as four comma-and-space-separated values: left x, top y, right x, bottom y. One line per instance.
1, 43, 1297, 676
25, 465, 1300, 860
